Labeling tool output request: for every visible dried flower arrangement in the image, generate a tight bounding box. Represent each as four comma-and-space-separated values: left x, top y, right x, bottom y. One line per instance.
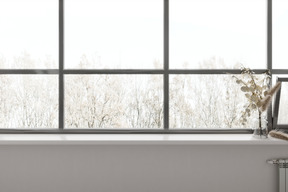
233, 67, 281, 137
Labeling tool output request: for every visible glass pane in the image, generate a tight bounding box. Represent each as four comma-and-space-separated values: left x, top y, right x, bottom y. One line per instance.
170, 75, 269, 128
65, 75, 163, 128
170, 0, 266, 69
0, 0, 58, 69
65, 0, 163, 69
278, 82, 288, 124
0, 75, 58, 128
273, 0, 288, 69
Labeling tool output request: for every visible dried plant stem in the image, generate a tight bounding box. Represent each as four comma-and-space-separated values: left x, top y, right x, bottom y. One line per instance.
267, 81, 281, 96
258, 110, 262, 136
259, 82, 281, 112
259, 95, 272, 112
269, 130, 288, 140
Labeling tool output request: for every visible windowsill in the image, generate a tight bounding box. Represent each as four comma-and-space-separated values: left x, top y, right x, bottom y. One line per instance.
0, 134, 287, 145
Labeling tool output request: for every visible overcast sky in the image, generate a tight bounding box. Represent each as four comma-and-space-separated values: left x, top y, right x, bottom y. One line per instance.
0, 0, 58, 68
0, 0, 287, 69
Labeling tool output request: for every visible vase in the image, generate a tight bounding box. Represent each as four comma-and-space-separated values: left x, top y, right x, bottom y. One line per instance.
253, 127, 268, 138
253, 111, 268, 138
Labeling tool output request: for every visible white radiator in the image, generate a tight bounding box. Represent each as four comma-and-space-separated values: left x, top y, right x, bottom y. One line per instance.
268, 159, 288, 192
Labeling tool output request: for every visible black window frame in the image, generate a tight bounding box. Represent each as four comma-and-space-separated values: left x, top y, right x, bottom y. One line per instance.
0, 0, 287, 134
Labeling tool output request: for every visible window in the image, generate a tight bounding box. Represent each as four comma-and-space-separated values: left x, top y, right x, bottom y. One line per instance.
65, 75, 163, 128
170, 0, 266, 69
0, 0, 58, 69
65, 0, 163, 69
273, 0, 288, 69
0, 0, 58, 129
0, 0, 287, 133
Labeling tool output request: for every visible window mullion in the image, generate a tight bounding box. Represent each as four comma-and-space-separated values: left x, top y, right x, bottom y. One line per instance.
164, 0, 169, 130
267, 0, 273, 130
59, 0, 64, 130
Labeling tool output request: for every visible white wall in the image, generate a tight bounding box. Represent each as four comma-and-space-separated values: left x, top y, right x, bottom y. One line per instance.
0, 144, 287, 192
